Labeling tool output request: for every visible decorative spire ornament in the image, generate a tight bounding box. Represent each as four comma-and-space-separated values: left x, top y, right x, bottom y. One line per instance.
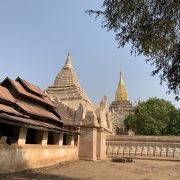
115, 71, 128, 102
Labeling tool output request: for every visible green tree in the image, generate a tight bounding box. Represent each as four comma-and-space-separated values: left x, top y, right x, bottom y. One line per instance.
166, 109, 180, 135
124, 97, 179, 135
87, 1, 180, 100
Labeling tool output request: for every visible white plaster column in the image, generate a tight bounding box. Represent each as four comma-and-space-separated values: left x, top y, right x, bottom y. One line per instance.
41, 131, 48, 146
18, 127, 27, 145
96, 128, 107, 160
75, 133, 80, 147
52, 133, 63, 146
70, 135, 75, 146
59, 133, 64, 146
78, 127, 97, 161
51, 133, 63, 146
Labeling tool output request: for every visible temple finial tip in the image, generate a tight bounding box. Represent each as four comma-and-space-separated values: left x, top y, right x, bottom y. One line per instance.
64, 52, 72, 69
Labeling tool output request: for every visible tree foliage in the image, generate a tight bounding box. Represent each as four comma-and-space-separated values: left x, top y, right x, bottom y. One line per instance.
124, 98, 180, 135
87, 0, 180, 100
166, 109, 180, 135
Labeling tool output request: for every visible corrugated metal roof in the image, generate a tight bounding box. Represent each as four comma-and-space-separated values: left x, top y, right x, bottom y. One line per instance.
0, 78, 63, 124
16, 101, 61, 122
8, 78, 54, 107
0, 86, 15, 103
0, 104, 23, 117
0, 113, 71, 133
16, 77, 45, 97
0, 86, 61, 122
0, 77, 70, 133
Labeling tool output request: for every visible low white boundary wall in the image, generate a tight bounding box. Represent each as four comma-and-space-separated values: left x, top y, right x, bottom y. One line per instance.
0, 144, 78, 173
106, 135, 180, 160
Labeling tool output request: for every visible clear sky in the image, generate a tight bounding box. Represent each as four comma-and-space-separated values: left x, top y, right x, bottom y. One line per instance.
0, 0, 179, 108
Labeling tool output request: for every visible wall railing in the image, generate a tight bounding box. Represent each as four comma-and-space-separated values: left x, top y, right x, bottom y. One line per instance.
106, 135, 180, 160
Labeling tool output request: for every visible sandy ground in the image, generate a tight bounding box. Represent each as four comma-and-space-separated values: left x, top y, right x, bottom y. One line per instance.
1, 159, 180, 180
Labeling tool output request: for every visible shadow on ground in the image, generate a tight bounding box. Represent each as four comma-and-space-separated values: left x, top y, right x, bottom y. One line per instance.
0, 170, 81, 180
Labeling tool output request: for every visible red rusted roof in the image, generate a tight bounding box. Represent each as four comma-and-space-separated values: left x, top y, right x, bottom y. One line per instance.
0, 77, 64, 131
6, 78, 54, 107
0, 103, 24, 117
16, 77, 45, 97
0, 113, 67, 132
0, 86, 15, 103
16, 101, 61, 122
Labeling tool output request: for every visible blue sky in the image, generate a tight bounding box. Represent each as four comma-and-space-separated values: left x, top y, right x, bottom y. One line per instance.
0, 0, 179, 108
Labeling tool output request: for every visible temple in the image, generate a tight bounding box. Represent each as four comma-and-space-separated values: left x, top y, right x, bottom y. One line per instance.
46, 53, 112, 160
1, 52, 179, 174
110, 71, 134, 134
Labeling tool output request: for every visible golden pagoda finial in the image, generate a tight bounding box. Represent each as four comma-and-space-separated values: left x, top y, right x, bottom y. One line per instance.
119, 71, 125, 86
64, 52, 73, 69
115, 71, 128, 102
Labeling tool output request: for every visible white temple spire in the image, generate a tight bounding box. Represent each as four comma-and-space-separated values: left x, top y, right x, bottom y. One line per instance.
64, 52, 73, 69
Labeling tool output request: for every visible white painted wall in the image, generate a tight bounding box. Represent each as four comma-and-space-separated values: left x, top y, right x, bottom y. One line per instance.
0, 144, 78, 173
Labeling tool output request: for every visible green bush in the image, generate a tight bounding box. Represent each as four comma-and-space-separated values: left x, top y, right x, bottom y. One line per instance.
124, 98, 180, 135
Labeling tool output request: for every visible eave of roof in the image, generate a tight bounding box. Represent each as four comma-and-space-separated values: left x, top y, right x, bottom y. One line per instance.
16, 76, 45, 97
0, 113, 73, 133
0, 79, 63, 125
16, 101, 63, 123
0, 85, 15, 103
1, 77, 55, 108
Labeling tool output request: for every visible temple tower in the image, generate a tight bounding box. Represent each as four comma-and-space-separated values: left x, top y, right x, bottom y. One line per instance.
115, 71, 128, 102
46, 53, 112, 160
110, 71, 134, 134
46, 53, 92, 111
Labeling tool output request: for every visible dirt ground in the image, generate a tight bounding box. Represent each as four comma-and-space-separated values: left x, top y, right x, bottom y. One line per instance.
1, 159, 180, 180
